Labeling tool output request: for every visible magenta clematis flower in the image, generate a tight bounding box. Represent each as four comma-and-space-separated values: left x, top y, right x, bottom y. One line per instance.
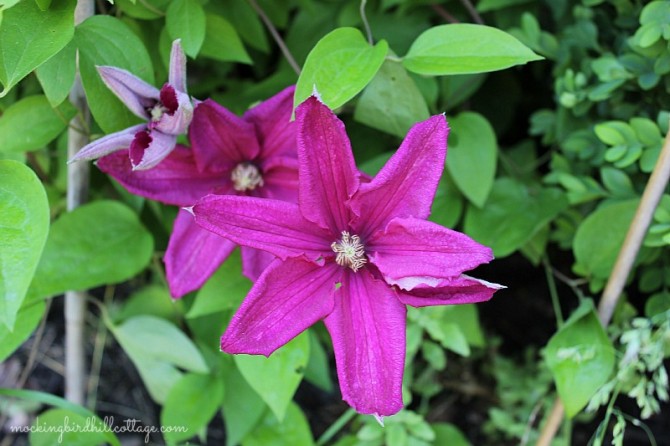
190, 96, 504, 417
70, 40, 193, 170
96, 86, 298, 297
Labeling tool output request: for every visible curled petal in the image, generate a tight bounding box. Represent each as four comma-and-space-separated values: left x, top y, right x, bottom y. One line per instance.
168, 39, 187, 93
154, 86, 193, 135
396, 275, 505, 307
351, 115, 448, 237
130, 130, 177, 170
324, 269, 406, 416
97, 66, 159, 119
296, 96, 359, 232
368, 217, 493, 281
192, 195, 332, 260
69, 124, 145, 162
165, 209, 236, 298
98, 146, 231, 207
221, 258, 341, 356
244, 85, 296, 159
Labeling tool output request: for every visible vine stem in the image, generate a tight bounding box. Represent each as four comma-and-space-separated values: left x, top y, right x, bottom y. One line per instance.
535, 123, 670, 446
247, 0, 301, 76
65, 0, 94, 406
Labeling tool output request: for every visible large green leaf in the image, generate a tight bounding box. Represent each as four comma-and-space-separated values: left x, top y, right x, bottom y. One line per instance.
76, 15, 155, 133
112, 315, 209, 403
30, 409, 111, 446
166, 0, 206, 58
446, 112, 497, 207
0, 95, 76, 154
242, 402, 314, 446
200, 13, 251, 64
0, 161, 49, 329
544, 301, 615, 418
35, 40, 76, 107
354, 60, 429, 137
573, 199, 639, 279
29, 201, 153, 299
0, 0, 75, 97
464, 178, 568, 257
222, 359, 267, 446
161, 372, 225, 444
235, 332, 310, 421
0, 301, 45, 362
402, 24, 542, 76
295, 27, 388, 111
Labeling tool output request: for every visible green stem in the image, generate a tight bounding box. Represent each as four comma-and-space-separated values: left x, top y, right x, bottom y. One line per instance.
316, 408, 357, 446
360, 0, 373, 45
543, 257, 564, 328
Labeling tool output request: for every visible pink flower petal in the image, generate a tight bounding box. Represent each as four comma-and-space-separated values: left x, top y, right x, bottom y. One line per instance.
97, 146, 230, 206
351, 115, 448, 237
368, 217, 493, 281
295, 96, 359, 232
70, 124, 145, 162
259, 155, 299, 202
190, 99, 261, 173
244, 85, 296, 159
221, 258, 341, 356
130, 130, 178, 170
396, 275, 505, 307
165, 209, 237, 298
240, 247, 276, 282
324, 269, 406, 416
97, 66, 159, 119
155, 86, 193, 135
168, 39, 187, 93
192, 195, 332, 260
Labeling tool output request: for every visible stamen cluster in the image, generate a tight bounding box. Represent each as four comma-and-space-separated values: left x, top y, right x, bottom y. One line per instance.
331, 231, 367, 272
231, 163, 264, 191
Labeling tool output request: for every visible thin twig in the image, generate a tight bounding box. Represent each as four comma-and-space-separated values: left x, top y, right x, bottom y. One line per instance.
87, 285, 114, 410
431, 3, 460, 24
458, 0, 484, 24
65, 0, 94, 406
535, 125, 670, 446
360, 0, 373, 45
247, 0, 301, 76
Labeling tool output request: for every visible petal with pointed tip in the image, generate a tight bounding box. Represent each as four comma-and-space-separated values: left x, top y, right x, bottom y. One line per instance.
324, 269, 406, 416
131, 130, 177, 170
190, 99, 260, 173
244, 85, 296, 159
97, 66, 159, 119
368, 217, 493, 281
70, 124, 145, 162
97, 146, 231, 206
396, 275, 504, 307
351, 115, 448, 237
295, 96, 359, 232
192, 195, 331, 260
221, 258, 341, 356
165, 209, 236, 298
168, 39, 187, 93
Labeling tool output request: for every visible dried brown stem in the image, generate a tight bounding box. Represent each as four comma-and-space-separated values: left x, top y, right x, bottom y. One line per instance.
247, 0, 301, 76
458, 0, 484, 24
431, 3, 460, 24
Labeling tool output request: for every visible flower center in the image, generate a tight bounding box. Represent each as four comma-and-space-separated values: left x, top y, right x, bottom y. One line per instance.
231, 162, 264, 191
331, 231, 367, 272
150, 103, 169, 122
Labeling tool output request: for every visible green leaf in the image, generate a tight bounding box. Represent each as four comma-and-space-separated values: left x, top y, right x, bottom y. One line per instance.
112, 315, 209, 403
0, 301, 45, 362
30, 409, 111, 446
35, 40, 76, 107
295, 27, 388, 111
402, 24, 542, 76
29, 201, 153, 299
354, 60, 429, 137
446, 112, 497, 207
429, 172, 463, 229
304, 330, 334, 392
544, 301, 615, 418
115, 284, 181, 324
0, 95, 76, 154
166, 0, 206, 58
0, 0, 75, 97
76, 15, 155, 133
432, 423, 471, 446
442, 305, 485, 348
235, 332, 309, 421
573, 199, 639, 279
186, 250, 251, 318
222, 359, 267, 446
464, 178, 568, 257
0, 160, 49, 329
161, 372, 225, 444
200, 13, 251, 64
242, 402, 314, 446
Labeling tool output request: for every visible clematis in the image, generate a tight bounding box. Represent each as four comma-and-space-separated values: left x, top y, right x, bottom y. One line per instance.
191, 96, 504, 417
96, 86, 298, 297
70, 40, 193, 170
